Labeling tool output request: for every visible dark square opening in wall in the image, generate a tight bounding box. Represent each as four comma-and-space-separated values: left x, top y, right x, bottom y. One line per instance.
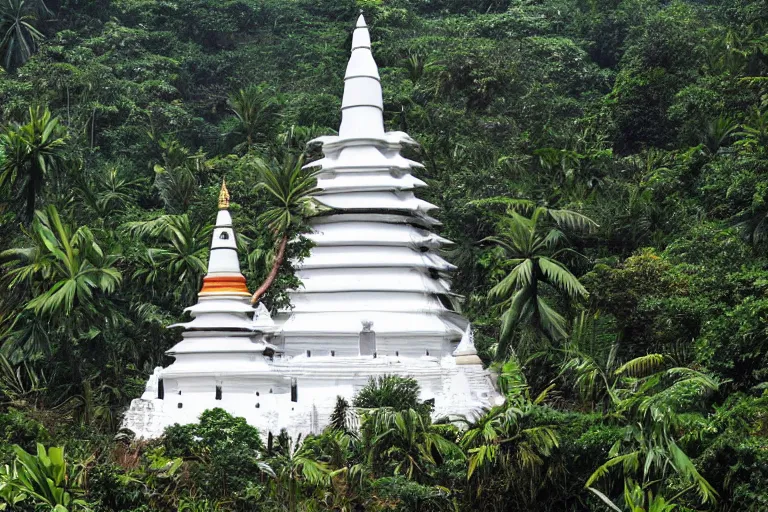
215, 385, 222, 400
177, 403, 183, 409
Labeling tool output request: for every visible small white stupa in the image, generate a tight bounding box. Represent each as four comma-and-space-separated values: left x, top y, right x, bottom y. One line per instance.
122, 181, 296, 438
123, 16, 500, 439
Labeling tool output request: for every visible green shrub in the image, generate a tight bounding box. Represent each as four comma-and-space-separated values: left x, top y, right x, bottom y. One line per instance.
353, 375, 425, 412
0, 410, 50, 462
162, 409, 265, 502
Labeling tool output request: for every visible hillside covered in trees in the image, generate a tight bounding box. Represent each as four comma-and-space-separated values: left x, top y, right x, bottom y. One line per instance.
1, 0, 767, 510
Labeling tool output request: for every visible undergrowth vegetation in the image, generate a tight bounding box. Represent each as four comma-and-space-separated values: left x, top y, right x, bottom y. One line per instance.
1, 0, 768, 510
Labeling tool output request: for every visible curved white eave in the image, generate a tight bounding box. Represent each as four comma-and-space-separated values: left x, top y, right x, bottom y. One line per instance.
278, 311, 464, 337
281, 291, 456, 314
306, 221, 452, 248
314, 191, 438, 212
170, 316, 276, 332
316, 173, 426, 194
311, 212, 442, 229
166, 337, 278, 355
298, 246, 456, 271
308, 153, 424, 173
294, 268, 453, 295
311, 211, 442, 228
309, 131, 418, 150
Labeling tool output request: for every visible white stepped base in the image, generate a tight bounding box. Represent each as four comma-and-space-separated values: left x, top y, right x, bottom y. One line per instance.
121, 357, 501, 440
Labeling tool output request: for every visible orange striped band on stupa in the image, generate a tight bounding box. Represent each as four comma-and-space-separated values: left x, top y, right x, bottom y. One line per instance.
199, 274, 250, 296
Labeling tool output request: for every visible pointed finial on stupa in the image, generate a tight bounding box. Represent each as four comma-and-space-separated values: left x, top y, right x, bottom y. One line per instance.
195, 180, 249, 297
339, 12, 384, 139
453, 324, 483, 365
218, 178, 230, 210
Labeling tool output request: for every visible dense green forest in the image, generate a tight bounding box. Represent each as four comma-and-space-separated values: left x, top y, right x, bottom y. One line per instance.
1, 0, 767, 510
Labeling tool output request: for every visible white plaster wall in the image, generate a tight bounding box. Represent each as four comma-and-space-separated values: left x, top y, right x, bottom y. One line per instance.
206, 249, 240, 273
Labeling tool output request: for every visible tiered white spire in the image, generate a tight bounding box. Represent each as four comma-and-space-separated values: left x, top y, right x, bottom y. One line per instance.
339, 15, 384, 139
166, 180, 277, 364
170, 180, 265, 332
276, 14, 476, 361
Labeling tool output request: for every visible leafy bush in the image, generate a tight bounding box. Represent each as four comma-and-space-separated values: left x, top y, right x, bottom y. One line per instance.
0, 443, 90, 511
353, 375, 426, 412
162, 408, 265, 502
0, 409, 50, 461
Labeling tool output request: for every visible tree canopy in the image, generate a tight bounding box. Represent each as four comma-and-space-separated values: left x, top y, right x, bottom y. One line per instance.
1, 0, 768, 511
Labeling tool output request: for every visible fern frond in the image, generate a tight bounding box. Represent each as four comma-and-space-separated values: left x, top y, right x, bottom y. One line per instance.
615, 354, 667, 378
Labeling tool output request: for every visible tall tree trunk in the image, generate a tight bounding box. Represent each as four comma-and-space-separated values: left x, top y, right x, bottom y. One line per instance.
250, 234, 288, 305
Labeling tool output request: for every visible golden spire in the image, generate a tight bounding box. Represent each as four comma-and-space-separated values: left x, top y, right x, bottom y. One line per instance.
218, 178, 230, 210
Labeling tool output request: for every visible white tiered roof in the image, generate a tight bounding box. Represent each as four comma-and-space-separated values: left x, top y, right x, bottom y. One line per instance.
277, 14, 470, 345
167, 187, 278, 355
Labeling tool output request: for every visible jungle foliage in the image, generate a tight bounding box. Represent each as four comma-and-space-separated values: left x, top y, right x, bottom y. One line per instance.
1, 0, 768, 510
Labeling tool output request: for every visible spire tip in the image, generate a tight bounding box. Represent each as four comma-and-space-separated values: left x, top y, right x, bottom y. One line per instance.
218, 178, 230, 210
356, 13, 366, 27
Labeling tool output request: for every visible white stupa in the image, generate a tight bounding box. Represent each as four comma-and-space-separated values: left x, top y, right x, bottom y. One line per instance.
123, 181, 300, 437
123, 16, 499, 439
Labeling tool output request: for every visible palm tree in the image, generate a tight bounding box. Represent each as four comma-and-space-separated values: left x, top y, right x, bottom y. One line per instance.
77, 167, 142, 221
249, 155, 321, 306
1, 206, 121, 397
123, 214, 210, 304
590, 481, 678, 512
261, 433, 331, 512
402, 53, 440, 83
6, 443, 89, 511
227, 84, 282, 154
559, 310, 621, 411
328, 395, 358, 434
3, 206, 121, 317
303, 428, 366, 511
0, 0, 43, 73
0, 107, 68, 220
702, 116, 739, 155
152, 138, 205, 214
459, 357, 559, 507
484, 202, 596, 359
360, 406, 462, 482
353, 375, 423, 412
586, 356, 719, 507
277, 124, 329, 154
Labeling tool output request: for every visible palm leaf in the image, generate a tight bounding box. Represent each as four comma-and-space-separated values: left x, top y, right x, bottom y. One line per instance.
547, 208, 599, 232
538, 257, 588, 299
615, 354, 667, 378
587, 487, 623, 512
536, 296, 568, 340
